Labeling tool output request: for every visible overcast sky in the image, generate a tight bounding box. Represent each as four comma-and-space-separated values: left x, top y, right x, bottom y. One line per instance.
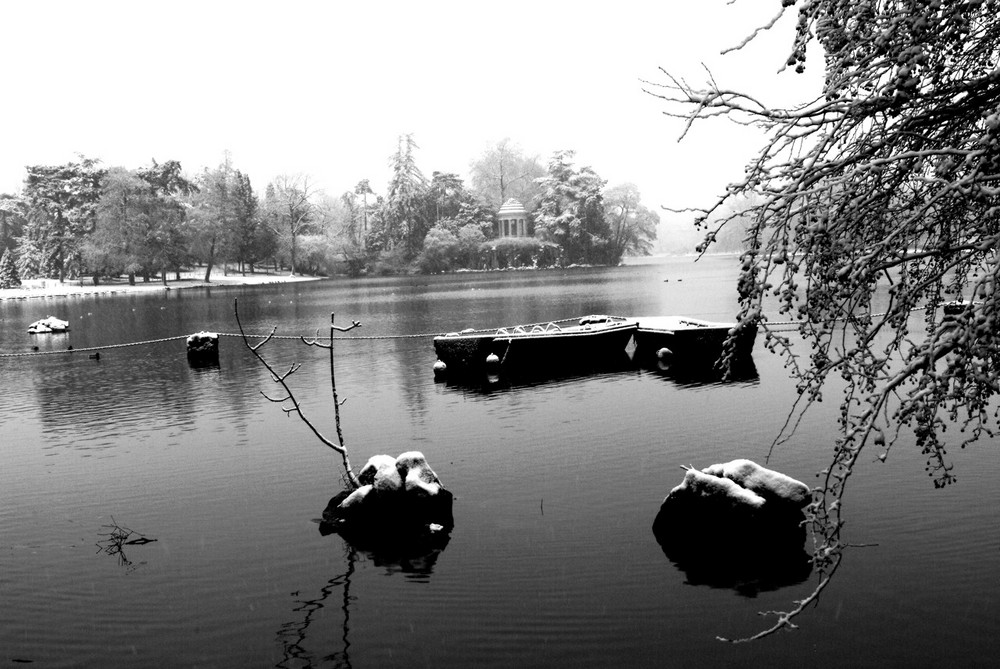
0, 1, 821, 229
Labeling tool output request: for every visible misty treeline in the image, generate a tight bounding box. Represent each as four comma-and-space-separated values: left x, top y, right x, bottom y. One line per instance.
0, 137, 661, 286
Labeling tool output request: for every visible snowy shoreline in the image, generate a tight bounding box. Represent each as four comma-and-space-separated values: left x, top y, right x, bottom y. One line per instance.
0, 271, 321, 302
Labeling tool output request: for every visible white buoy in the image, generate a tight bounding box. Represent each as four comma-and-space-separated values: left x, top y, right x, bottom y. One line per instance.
656, 347, 673, 371
486, 353, 500, 366
433, 359, 447, 380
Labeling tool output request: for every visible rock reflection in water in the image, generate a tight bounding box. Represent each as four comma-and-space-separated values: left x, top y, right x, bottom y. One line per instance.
318, 493, 452, 579
652, 506, 812, 597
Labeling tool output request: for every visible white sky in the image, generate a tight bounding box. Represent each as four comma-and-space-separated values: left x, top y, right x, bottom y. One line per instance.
0, 1, 821, 228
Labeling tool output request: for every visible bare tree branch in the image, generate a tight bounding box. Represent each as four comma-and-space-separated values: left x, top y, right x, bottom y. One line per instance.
234, 298, 361, 489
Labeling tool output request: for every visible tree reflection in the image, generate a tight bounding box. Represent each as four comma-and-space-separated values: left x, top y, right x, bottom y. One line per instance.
276, 501, 452, 666
277, 544, 356, 669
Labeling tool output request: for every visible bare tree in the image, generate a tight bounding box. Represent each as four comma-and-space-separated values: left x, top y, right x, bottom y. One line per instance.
234, 299, 362, 488
269, 175, 320, 276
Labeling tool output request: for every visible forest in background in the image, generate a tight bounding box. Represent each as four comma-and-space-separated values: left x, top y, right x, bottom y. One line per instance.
0, 137, 666, 288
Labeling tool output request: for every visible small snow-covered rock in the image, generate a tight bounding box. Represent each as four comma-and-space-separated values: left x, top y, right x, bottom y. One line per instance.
186, 331, 219, 355
28, 316, 70, 334
358, 455, 395, 484
395, 451, 442, 496
339, 484, 373, 509
405, 468, 441, 497
358, 454, 403, 492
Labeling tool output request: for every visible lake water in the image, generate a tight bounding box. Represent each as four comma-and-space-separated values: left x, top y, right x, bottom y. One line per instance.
2, 256, 998, 668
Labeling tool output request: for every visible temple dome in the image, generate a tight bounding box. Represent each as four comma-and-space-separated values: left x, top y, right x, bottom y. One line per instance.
498, 198, 526, 216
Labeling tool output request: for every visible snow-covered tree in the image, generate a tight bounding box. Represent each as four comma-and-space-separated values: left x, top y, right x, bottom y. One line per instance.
0, 247, 20, 288
383, 134, 428, 255
603, 183, 660, 261
534, 150, 610, 265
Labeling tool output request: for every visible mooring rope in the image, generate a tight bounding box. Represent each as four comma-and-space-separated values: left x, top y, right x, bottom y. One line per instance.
0, 330, 447, 358
0, 308, 938, 358
763, 305, 929, 331
0, 334, 191, 358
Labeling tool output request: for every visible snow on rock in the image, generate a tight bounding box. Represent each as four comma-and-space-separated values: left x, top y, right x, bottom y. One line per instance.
323, 451, 452, 537
653, 459, 811, 550
701, 459, 811, 510
669, 468, 767, 511
396, 451, 442, 497
358, 454, 403, 493
27, 316, 70, 334
186, 331, 219, 356
339, 484, 373, 509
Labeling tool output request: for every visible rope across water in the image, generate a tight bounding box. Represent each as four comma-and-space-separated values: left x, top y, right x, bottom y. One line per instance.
0, 321, 554, 358
0, 309, 935, 357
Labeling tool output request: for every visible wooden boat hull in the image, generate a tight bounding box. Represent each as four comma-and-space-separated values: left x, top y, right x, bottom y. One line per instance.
433, 318, 639, 379
432, 315, 758, 382
633, 316, 757, 370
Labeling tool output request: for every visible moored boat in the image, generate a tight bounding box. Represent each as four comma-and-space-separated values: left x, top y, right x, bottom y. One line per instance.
633, 316, 757, 369
432, 314, 757, 381
433, 315, 638, 379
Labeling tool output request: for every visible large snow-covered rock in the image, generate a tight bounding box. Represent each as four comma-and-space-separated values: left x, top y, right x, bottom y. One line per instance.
653, 459, 811, 548
323, 451, 453, 537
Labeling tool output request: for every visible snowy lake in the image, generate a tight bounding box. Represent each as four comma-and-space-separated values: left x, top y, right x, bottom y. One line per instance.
1, 256, 998, 667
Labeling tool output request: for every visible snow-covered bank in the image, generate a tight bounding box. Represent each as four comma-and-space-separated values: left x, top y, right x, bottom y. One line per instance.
0, 271, 321, 301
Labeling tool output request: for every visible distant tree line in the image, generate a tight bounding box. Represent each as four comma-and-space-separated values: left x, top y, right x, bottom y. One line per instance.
0, 138, 659, 287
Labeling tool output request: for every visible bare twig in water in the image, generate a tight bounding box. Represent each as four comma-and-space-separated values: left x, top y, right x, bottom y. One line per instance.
234, 298, 362, 489
96, 516, 157, 569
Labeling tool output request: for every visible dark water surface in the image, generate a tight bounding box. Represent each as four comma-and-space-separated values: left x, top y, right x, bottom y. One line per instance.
2, 257, 998, 668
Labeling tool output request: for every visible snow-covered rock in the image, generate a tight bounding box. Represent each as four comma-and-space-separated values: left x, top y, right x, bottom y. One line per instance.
323, 451, 452, 537
396, 451, 442, 497
652, 459, 811, 551
27, 316, 70, 334
339, 484, 374, 509
701, 459, 811, 510
358, 454, 404, 493
186, 331, 219, 356
668, 468, 768, 511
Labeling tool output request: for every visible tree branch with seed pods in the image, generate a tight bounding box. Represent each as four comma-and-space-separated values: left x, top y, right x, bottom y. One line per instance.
647, 0, 1000, 641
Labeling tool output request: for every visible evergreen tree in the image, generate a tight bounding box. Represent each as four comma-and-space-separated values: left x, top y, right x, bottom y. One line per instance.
0, 248, 20, 288
534, 150, 610, 265
20, 157, 105, 281
384, 134, 428, 255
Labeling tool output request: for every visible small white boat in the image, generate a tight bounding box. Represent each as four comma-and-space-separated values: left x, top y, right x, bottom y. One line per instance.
27, 316, 71, 334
